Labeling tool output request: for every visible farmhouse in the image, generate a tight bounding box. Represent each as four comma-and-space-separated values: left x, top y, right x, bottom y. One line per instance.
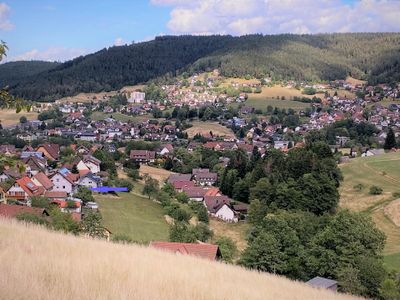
204, 195, 238, 223
130, 150, 156, 164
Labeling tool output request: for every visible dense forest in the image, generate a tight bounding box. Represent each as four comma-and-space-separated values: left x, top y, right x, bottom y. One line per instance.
0, 61, 59, 86
1, 33, 400, 101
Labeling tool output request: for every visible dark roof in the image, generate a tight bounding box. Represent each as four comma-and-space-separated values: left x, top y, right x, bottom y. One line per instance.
150, 241, 221, 260
130, 150, 155, 160
306, 277, 337, 289
182, 187, 208, 198
168, 174, 192, 183
204, 196, 231, 213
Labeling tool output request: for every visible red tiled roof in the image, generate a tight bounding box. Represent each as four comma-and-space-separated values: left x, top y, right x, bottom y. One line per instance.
204, 188, 221, 197
0, 204, 47, 218
44, 191, 68, 199
33, 172, 53, 190
36, 143, 60, 160
150, 241, 221, 260
182, 187, 208, 198
173, 181, 195, 190
16, 177, 45, 197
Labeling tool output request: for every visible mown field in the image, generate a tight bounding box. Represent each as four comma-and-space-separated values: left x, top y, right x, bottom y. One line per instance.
96, 192, 169, 243
0, 109, 38, 127
340, 152, 400, 271
185, 121, 236, 138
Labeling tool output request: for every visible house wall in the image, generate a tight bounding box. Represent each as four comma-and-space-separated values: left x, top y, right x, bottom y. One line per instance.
51, 174, 73, 194
79, 177, 99, 189
77, 161, 90, 171
37, 146, 54, 160
85, 161, 100, 174
7, 185, 27, 200
215, 205, 237, 222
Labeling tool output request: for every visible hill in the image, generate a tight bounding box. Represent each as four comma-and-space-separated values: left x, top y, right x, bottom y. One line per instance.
339, 151, 400, 271
0, 60, 60, 86
0, 218, 359, 300
3, 33, 400, 101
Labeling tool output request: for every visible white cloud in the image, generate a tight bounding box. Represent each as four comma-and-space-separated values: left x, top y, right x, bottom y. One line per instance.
0, 2, 13, 30
152, 0, 400, 35
114, 37, 125, 46
8, 47, 89, 62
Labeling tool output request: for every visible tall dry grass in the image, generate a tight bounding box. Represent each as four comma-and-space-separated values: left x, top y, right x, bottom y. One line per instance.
0, 217, 361, 300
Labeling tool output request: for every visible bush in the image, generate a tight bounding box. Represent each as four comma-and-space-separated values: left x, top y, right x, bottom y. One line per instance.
176, 192, 189, 204
392, 192, 400, 198
16, 213, 48, 226
215, 237, 238, 263
353, 184, 364, 191
369, 186, 383, 195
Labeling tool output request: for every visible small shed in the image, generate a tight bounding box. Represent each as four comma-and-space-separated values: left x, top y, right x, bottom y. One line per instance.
306, 276, 338, 292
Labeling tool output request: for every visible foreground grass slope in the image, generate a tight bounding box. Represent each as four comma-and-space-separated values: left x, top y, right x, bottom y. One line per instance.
0, 218, 359, 300
340, 152, 400, 270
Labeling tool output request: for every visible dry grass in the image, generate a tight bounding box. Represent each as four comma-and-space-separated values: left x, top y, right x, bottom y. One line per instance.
210, 219, 250, 252
384, 199, 400, 227
185, 121, 235, 138
139, 165, 175, 183
346, 76, 366, 86
0, 218, 360, 300
0, 109, 38, 127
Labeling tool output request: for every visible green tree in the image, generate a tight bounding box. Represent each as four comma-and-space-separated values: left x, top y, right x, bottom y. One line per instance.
384, 127, 397, 150
30, 196, 51, 209
19, 116, 27, 124
215, 236, 238, 263
239, 232, 285, 273
74, 186, 94, 204
142, 175, 159, 199
80, 211, 106, 238
50, 209, 80, 234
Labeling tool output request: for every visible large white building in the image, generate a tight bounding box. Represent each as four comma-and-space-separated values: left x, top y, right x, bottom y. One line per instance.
128, 92, 146, 103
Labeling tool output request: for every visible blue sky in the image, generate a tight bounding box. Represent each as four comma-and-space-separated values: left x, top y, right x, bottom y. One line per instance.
1, 0, 399, 62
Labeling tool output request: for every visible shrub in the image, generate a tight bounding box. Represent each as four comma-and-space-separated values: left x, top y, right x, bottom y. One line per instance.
176, 192, 189, 204
392, 192, 400, 198
369, 186, 383, 195
215, 237, 238, 263
353, 183, 364, 191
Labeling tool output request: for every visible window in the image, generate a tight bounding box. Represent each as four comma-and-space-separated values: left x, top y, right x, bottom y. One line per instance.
63, 186, 66, 189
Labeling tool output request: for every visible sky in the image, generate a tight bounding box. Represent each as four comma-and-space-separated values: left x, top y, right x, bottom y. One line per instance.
1, 0, 400, 62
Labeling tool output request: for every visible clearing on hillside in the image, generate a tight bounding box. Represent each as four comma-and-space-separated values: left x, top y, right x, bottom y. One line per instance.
340, 152, 400, 264
209, 219, 250, 252
185, 121, 235, 138
0, 218, 359, 300
139, 165, 175, 184
96, 192, 169, 243
0, 109, 38, 127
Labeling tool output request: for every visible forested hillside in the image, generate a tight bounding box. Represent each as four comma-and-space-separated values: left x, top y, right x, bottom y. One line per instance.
2, 33, 400, 101
0, 61, 60, 86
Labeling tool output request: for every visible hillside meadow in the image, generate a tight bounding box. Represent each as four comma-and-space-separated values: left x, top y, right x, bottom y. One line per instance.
339, 152, 400, 270
0, 109, 38, 127
0, 218, 360, 300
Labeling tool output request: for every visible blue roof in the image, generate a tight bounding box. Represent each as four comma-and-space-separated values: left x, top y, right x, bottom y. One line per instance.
90, 186, 129, 193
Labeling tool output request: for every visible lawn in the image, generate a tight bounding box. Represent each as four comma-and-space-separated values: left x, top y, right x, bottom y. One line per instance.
384, 252, 400, 272
0, 109, 38, 127
339, 152, 400, 269
209, 219, 250, 252
96, 192, 169, 243
185, 121, 235, 138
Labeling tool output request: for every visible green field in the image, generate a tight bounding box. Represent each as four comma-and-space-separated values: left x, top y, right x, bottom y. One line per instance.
96, 192, 169, 243
340, 152, 400, 270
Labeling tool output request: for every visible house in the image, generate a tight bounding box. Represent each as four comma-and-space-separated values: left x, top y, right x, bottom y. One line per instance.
306, 276, 338, 292
77, 155, 101, 174
22, 155, 47, 175
44, 191, 68, 201
32, 172, 54, 191
0, 144, 17, 156
182, 187, 207, 202
168, 173, 193, 184
6, 177, 45, 202
0, 168, 21, 183
130, 150, 156, 164
150, 241, 222, 260
172, 180, 195, 192
193, 172, 218, 186
36, 143, 60, 161
204, 195, 237, 222
77, 172, 102, 189
128, 91, 146, 103
157, 144, 174, 156
0, 203, 49, 218
50, 168, 77, 194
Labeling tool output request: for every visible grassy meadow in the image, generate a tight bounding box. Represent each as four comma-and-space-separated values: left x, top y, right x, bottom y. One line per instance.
95, 192, 169, 243
0, 218, 360, 300
185, 121, 236, 138
339, 152, 400, 269
0, 109, 38, 127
